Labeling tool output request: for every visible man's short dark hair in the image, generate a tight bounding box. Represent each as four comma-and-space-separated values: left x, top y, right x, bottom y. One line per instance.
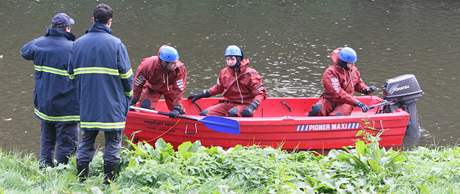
93, 3, 113, 24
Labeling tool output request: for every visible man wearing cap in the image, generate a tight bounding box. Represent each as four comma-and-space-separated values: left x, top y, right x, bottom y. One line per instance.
132, 45, 187, 118
20, 13, 79, 168
69, 3, 133, 183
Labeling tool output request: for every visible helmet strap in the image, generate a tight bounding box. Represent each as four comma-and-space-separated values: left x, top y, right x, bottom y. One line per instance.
338, 59, 349, 70
160, 59, 174, 71
231, 56, 242, 72
160, 59, 167, 68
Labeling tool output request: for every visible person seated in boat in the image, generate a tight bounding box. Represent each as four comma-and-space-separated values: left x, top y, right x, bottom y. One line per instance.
188, 45, 267, 117
131, 45, 187, 118
308, 47, 377, 116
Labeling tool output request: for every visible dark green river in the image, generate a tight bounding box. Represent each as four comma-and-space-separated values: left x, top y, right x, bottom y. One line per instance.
1, 0, 459, 152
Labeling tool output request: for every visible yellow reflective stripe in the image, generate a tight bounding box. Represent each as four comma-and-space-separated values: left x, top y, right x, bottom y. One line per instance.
125, 90, 133, 97
34, 108, 80, 122
80, 121, 126, 129
120, 68, 133, 79
34, 65, 69, 77
74, 67, 133, 79
74, 67, 119, 76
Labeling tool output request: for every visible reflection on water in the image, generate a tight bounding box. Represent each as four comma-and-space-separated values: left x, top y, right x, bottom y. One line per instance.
1, 0, 460, 152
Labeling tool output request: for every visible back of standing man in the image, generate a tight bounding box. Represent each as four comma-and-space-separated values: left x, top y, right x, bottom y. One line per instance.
69, 3, 133, 183
20, 13, 79, 169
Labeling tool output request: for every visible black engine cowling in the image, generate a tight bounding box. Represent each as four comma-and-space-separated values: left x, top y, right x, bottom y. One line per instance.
382, 74, 423, 147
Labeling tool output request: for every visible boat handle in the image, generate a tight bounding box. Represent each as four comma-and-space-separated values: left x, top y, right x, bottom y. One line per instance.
184, 123, 198, 135
280, 100, 292, 112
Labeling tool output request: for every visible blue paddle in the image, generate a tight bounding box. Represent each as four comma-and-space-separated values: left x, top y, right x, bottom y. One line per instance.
129, 106, 240, 134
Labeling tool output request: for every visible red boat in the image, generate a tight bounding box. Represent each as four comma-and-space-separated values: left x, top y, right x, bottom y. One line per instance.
124, 74, 423, 150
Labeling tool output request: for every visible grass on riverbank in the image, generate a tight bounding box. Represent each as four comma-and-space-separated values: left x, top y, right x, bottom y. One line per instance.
1, 135, 460, 193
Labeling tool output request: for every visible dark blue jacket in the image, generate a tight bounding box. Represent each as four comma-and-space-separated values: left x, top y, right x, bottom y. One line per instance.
20, 28, 79, 122
69, 23, 133, 131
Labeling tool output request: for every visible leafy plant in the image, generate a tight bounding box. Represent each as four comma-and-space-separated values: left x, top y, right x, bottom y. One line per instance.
1, 137, 460, 193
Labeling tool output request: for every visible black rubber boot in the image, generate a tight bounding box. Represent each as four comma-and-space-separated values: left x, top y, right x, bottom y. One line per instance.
103, 163, 120, 184
76, 164, 89, 182
39, 160, 55, 170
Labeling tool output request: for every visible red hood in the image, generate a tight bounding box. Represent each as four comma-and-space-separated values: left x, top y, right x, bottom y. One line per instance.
330, 47, 355, 69
330, 47, 341, 66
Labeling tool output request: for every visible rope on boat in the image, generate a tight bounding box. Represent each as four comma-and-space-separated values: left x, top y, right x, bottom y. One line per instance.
145, 119, 182, 143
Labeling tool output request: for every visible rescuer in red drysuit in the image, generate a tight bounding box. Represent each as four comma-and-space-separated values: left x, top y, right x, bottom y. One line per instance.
308, 47, 377, 116
188, 45, 267, 117
132, 45, 187, 118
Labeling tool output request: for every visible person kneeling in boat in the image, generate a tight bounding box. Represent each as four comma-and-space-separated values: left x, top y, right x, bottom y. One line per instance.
188, 45, 267, 117
308, 47, 377, 116
132, 45, 187, 118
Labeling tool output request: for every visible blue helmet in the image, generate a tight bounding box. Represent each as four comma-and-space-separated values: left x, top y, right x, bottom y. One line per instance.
338, 47, 357, 64
224, 45, 243, 57
159, 45, 179, 62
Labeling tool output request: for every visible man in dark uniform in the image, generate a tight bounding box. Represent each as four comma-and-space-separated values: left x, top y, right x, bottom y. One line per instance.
69, 4, 133, 183
21, 13, 79, 168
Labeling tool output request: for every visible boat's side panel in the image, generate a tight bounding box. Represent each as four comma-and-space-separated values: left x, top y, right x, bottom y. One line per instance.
124, 109, 409, 150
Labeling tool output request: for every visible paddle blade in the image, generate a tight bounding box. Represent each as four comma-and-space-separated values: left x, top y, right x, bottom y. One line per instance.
199, 116, 240, 134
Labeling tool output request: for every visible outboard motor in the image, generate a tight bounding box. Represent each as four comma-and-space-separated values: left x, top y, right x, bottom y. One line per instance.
382, 74, 423, 147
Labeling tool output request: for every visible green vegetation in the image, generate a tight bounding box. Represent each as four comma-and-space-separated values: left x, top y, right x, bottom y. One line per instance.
1, 135, 460, 193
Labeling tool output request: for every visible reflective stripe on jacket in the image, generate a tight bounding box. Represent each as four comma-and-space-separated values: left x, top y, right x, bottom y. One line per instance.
69, 23, 133, 131
20, 28, 79, 122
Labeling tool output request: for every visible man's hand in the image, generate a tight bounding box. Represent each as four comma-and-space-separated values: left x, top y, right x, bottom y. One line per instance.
364, 85, 378, 95
167, 109, 180, 118
167, 105, 185, 118
140, 99, 152, 109
130, 97, 139, 106
355, 101, 369, 112
187, 90, 211, 103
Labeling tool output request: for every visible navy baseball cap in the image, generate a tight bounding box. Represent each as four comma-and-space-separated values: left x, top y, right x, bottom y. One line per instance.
51, 13, 75, 27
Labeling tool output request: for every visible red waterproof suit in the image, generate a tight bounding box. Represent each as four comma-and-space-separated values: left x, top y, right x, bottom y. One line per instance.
312, 48, 369, 116
203, 59, 267, 116
132, 56, 187, 111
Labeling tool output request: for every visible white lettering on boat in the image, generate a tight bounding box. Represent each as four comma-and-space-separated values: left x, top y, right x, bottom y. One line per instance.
296, 122, 360, 132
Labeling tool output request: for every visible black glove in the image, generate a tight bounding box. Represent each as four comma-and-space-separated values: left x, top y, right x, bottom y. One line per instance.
140, 99, 152, 109
355, 101, 369, 112
241, 100, 260, 117
130, 97, 139, 106
364, 85, 378, 95
167, 105, 185, 118
187, 90, 211, 103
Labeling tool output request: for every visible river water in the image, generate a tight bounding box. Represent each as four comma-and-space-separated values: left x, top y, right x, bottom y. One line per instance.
1, 0, 459, 153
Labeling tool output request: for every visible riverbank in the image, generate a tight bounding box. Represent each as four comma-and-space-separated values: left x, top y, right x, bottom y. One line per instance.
1, 137, 459, 193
